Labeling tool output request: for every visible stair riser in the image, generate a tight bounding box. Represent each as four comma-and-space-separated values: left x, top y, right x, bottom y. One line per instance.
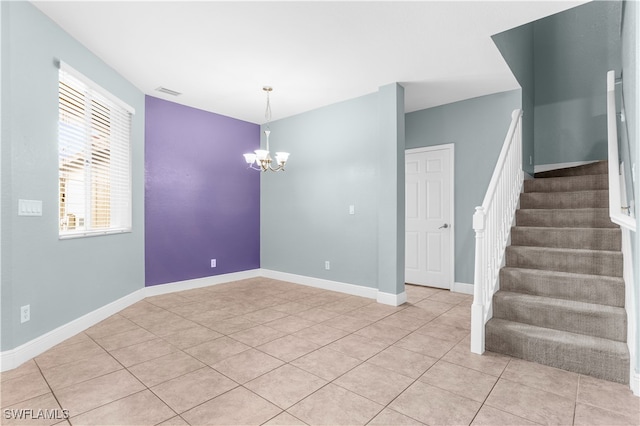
520, 191, 609, 209
486, 320, 629, 384
524, 174, 608, 193
506, 247, 623, 277
493, 293, 627, 342
534, 161, 608, 178
500, 268, 625, 307
488, 161, 629, 384
516, 209, 617, 228
511, 227, 621, 251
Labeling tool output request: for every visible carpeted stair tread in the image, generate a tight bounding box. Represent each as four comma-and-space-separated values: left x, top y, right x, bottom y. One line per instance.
534, 161, 608, 178
486, 318, 629, 384
516, 208, 617, 228
511, 226, 621, 251
520, 190, 609, 209
493, 291, 626, 342
500, 267, 625, 307
487, 160, 630, 384
506, 246, 623, 277
524, 174, 608, 193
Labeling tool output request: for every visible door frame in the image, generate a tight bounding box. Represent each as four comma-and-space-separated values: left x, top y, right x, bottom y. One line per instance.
405, 143, 455, 290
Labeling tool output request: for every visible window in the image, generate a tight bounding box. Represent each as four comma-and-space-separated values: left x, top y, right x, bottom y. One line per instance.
58, 62, 134, 238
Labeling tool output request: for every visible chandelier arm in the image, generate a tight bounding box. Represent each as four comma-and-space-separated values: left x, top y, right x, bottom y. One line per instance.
248, 164, 286, 172
255, 158, 285, 172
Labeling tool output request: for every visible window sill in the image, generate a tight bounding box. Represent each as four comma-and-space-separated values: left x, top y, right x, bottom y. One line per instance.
59, 228, 132, 240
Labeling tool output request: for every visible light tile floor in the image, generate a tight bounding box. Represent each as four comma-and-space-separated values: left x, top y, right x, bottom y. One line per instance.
1, 278, 639, 425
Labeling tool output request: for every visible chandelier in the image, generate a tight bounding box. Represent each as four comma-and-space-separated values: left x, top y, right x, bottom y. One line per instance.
243, 86, 289, 172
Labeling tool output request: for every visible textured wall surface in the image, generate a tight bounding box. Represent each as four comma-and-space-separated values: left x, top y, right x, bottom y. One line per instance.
406, 90, 521, 285
260, 89, 406, 292
1, 2, 145, 351
260, 92, 380, 288
533, 0, 622, 165
145, 96, 260, 286
492, 23, 535, 176
493, 1, 623, 168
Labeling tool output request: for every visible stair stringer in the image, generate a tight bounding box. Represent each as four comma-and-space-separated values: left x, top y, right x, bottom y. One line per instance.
622, 224, 639, 395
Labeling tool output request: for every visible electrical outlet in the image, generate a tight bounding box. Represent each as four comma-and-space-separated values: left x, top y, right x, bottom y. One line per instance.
325, 261, 330, 270
349, 205, 355, 215
20, 305, 30, 323
529, 155, 533, 165
211, 259, 217, 268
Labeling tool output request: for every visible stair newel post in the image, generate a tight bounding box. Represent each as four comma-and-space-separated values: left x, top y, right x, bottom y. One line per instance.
471, 206, 486, 354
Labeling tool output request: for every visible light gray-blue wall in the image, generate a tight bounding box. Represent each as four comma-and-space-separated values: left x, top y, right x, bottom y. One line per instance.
377, 84, 405, 295
621, 0, 639, 376
0, 0, 7, 354
405, 90, 521, 285
492, 23, 535, 176
0, 2, 145, 351
534, 0, 622, 166
260, 84, 405, 295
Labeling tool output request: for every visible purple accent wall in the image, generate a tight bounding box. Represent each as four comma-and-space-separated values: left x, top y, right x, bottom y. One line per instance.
145, 96, 260, 286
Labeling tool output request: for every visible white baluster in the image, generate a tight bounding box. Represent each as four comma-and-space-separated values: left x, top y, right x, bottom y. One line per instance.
470, 109, 524, 354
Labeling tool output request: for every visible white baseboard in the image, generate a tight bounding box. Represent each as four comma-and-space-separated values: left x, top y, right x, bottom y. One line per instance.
631, 369, 640, 396
145, 269, 262, 297
377, 291, 407, 306
260, 269, 406, 306
259, 269, 379, 300
0, 288, 145, 372
0, 269, 261, 373
534, 160, 598, 174
1, 268, 408, 372
452, 282, 474, 295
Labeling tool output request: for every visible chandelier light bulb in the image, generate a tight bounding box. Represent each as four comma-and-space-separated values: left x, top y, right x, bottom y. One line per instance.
243, 153, 256, 164
275, 152, 290, 166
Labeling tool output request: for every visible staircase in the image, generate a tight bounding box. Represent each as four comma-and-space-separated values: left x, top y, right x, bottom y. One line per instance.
486, 160, 630, 384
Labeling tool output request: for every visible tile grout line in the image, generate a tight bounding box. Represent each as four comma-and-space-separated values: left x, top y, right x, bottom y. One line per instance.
365, 331, 478, 425
32, 358, 67, 420
126, 286, 378, 423
19, 285, 453, 424
23, 282, 631, 426
70, 329, 181, 422
251, 293, 471, 425
211, 290, 420, 423
573, 374, 581, 425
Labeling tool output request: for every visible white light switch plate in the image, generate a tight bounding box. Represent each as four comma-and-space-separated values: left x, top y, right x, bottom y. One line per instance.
18, 199, 43, 216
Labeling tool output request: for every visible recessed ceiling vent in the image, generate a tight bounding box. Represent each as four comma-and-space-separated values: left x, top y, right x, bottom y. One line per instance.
155, 86, 181, 96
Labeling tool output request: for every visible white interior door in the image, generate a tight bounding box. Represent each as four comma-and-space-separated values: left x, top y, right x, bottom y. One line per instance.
405, 145, 453, 289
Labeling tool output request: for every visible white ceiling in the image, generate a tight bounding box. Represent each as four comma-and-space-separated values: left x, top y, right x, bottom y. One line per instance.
33, 0, 588, 124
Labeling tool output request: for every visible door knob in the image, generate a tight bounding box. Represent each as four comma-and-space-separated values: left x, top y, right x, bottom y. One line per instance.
439, 223, 449, 229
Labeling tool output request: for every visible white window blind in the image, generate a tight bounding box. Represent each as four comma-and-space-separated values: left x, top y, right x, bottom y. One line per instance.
58, 62, 134, 238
